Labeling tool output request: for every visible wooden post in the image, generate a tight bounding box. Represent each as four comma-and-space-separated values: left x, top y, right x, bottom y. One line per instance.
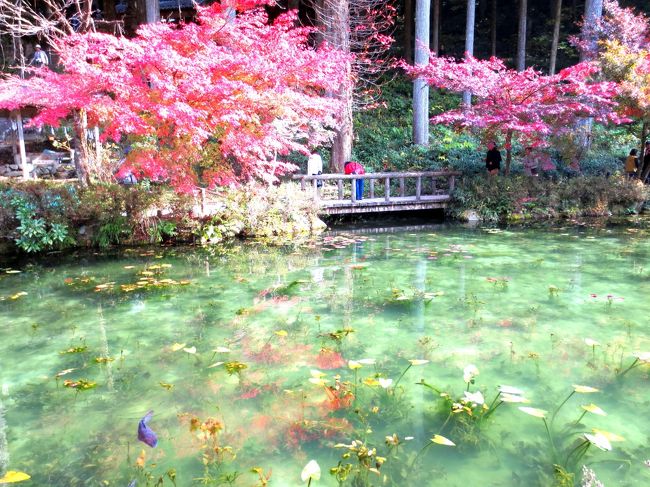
416, 176, 422, 200
384, 176, 391, 202
399, 177, 405, 197
312, 179, 319, 201
449, 175, 456, 192
94, 126, 101, 164
13, 110, 29, 179
201, 188, 206, 217
369, 178, 375, 199
351, 177, 357, 203
300, 177, 306, 191
337, 179, 343, 200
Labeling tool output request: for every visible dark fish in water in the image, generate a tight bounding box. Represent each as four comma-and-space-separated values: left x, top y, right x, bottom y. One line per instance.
137, 410, 158, 447
128, 481, 136, 487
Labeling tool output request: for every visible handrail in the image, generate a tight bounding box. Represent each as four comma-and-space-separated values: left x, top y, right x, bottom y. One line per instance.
291, 170, 461, 205
292, 171, 461, 181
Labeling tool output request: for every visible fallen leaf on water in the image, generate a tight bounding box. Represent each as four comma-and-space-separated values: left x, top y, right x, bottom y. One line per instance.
135, 449, 146, 468
183, 347, 197, 354
170, 343, 186, 352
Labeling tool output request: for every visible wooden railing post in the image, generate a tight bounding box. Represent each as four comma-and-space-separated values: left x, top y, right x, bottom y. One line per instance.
312, 178, 319, 201
300, 177, 306, 191
399, 177, 405, 197
416, 176, 422, 200
449, 175, 456, 192
337, 179, 343, 199
369, 178, 375, 199
384, 176, 390, 202
351, 177, 357, 203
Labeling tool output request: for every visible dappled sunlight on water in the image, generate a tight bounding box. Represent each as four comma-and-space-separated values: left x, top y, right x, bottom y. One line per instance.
0, 224, 649, 486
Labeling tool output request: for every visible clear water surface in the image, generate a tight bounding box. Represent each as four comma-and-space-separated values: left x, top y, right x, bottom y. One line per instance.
1, 223, 649, 486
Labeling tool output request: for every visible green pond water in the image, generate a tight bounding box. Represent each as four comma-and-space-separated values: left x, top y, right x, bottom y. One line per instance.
1, 223, 649, 486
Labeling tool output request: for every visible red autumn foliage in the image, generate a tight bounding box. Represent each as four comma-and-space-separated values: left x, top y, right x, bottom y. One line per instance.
315, 348, 346, 369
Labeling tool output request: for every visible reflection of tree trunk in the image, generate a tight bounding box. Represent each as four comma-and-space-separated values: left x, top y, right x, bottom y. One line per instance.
0, 397, 8, 477
505, 130, 513, 175
413, 0, 430, 146
404, 0, 413, 62
490, 0, 497, 57
73, 109, 91, 186
516, 0, 527, 71
549, 0, 562, 75
97, 306, 114, 392
462, 0, 475, 107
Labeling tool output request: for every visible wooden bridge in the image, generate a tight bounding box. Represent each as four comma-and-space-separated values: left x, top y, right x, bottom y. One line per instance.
292, 171, 461, 215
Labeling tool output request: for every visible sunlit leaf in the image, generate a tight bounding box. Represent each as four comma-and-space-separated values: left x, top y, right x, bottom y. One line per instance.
431, 434, 455, 446
274, 330, 288, 337
518, 407, 547, 418
301, 459, 321, 482
135, 449, 146, 468
581, 404, 607, 416
310, 370, 326, 378
348, 360, 362, 370
378, 378, 393, 389
632, 351, 650, 363
183, 346, 197, 354
159, 382, 174, 390
63, 379, 97, 391
498, 385, 524, 395
499, 393, 530, 403
584, 338, 600, 347
357, 359, 376, 365
308, 377, 328, 386
363, 378, 380, 387
0, 471, 31, 483
54, 368, 76, 378
584, 433, 612, 451
463, 364, 479, 383
207, 362, 224, 368
408, 359, 429, 366
213, 347, 231, 353
573, 385, 600, 393
592, 429, 625, 442
171, 343, 186, 352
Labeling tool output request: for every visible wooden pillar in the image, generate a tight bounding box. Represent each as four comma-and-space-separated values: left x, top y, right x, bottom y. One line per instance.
12, 110, 29, 179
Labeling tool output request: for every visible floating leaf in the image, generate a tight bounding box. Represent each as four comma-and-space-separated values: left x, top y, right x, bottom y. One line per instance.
573, 385, 600, 393
463, 390, 485, 405
9, 292, 27, 300
584, 338, 600, 347
60, 346, 88, 354
183, 346, 197, 354
207, 362, 224, 368
348, 360, 362, 370
0, 471, 31, 483
632, 351, 650, 363
5, 269, 21, 274
54, 368, 76, 378
159, 382, 174, 390
499, 393, 530, 403
518, 407, 547, 418
170, 343, 186, 352
363, 378, 380, 387
310, 369, 326, 378
213, 347, 231, 353
94, 356, 114, 364
224, 361, 247, 375
135, 449, 146, 468
357, 358, 376, 365
431, 434, 455, 446
581, 404, 607, 416
308, 377, 328, 386
274, 330, 288, 337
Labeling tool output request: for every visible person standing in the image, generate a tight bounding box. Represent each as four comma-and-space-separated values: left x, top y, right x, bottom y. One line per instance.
30, 44, 49, 68
522, 147, 539, 176
344, 160, 365, 200
485, 141, 502, 176
625, 149, 638, 179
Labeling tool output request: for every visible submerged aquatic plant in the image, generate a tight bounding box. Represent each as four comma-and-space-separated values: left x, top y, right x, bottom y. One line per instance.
331, 439, 386, 486
616, 351, 650, 378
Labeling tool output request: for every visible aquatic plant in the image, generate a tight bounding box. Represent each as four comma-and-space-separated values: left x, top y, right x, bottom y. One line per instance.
331, 439, 386, 486
616, 351, 650, 377
301, 460, 320, 486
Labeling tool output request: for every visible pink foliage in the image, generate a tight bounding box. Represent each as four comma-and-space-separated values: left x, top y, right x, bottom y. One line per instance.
401, 54, 623, 147
0, 2, 349, 190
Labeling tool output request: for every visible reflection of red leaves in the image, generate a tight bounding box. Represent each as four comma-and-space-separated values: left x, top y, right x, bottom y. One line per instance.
238, 387, 262, 400
315, 349, 346, 369
285, 418, 351, 449
248, 343, 282, 364
322, 386, 354, 411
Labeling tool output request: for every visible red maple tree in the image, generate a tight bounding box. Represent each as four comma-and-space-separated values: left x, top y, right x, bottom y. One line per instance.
0, 1, 349, 190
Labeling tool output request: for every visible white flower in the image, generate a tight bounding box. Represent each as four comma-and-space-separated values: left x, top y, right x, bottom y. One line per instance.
584, 433, 612, 451
463, 390, 485, 405
301, 460, 321, 482
463, 364, 479, 383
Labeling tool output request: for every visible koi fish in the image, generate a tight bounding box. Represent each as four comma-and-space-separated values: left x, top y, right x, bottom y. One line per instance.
137, 410, 158, 448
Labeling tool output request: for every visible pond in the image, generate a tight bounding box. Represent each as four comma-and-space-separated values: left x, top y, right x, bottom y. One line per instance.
1, 223, 649, 486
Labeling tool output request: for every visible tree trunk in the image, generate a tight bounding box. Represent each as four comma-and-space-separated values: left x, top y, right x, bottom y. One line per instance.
331, 89, 353, 172
432, 0, 440, 55
145, 0, 159, 23
575, 0, 603, 154
505, 130, 513, 175
404, 0, 414, 63
516, 0, 527, 71
549, 0, 562, 75
413, 0, 431, 146
490, 0, 497, 57
288, 0, 300, 10
463, 0, 475, 107
73, 109, 91, 186
640, 120, 650, 181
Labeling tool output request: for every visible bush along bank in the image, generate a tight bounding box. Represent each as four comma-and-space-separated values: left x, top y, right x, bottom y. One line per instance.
448, 175, 649, 223
0, 181, 325, 255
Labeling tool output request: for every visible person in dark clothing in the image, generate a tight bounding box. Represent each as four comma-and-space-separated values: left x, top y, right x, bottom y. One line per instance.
642, 141, 650, 181
344, 161, 365, 200
485, 141, 502, 176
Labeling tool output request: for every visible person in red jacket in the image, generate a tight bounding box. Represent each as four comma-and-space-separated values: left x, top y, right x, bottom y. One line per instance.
344, 161, 365, 200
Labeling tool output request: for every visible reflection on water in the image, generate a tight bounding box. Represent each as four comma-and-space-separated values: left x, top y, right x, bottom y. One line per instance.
0, 224, 649, 486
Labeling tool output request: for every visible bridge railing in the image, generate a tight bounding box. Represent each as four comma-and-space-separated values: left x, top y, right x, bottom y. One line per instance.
292, 171, 461, 204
